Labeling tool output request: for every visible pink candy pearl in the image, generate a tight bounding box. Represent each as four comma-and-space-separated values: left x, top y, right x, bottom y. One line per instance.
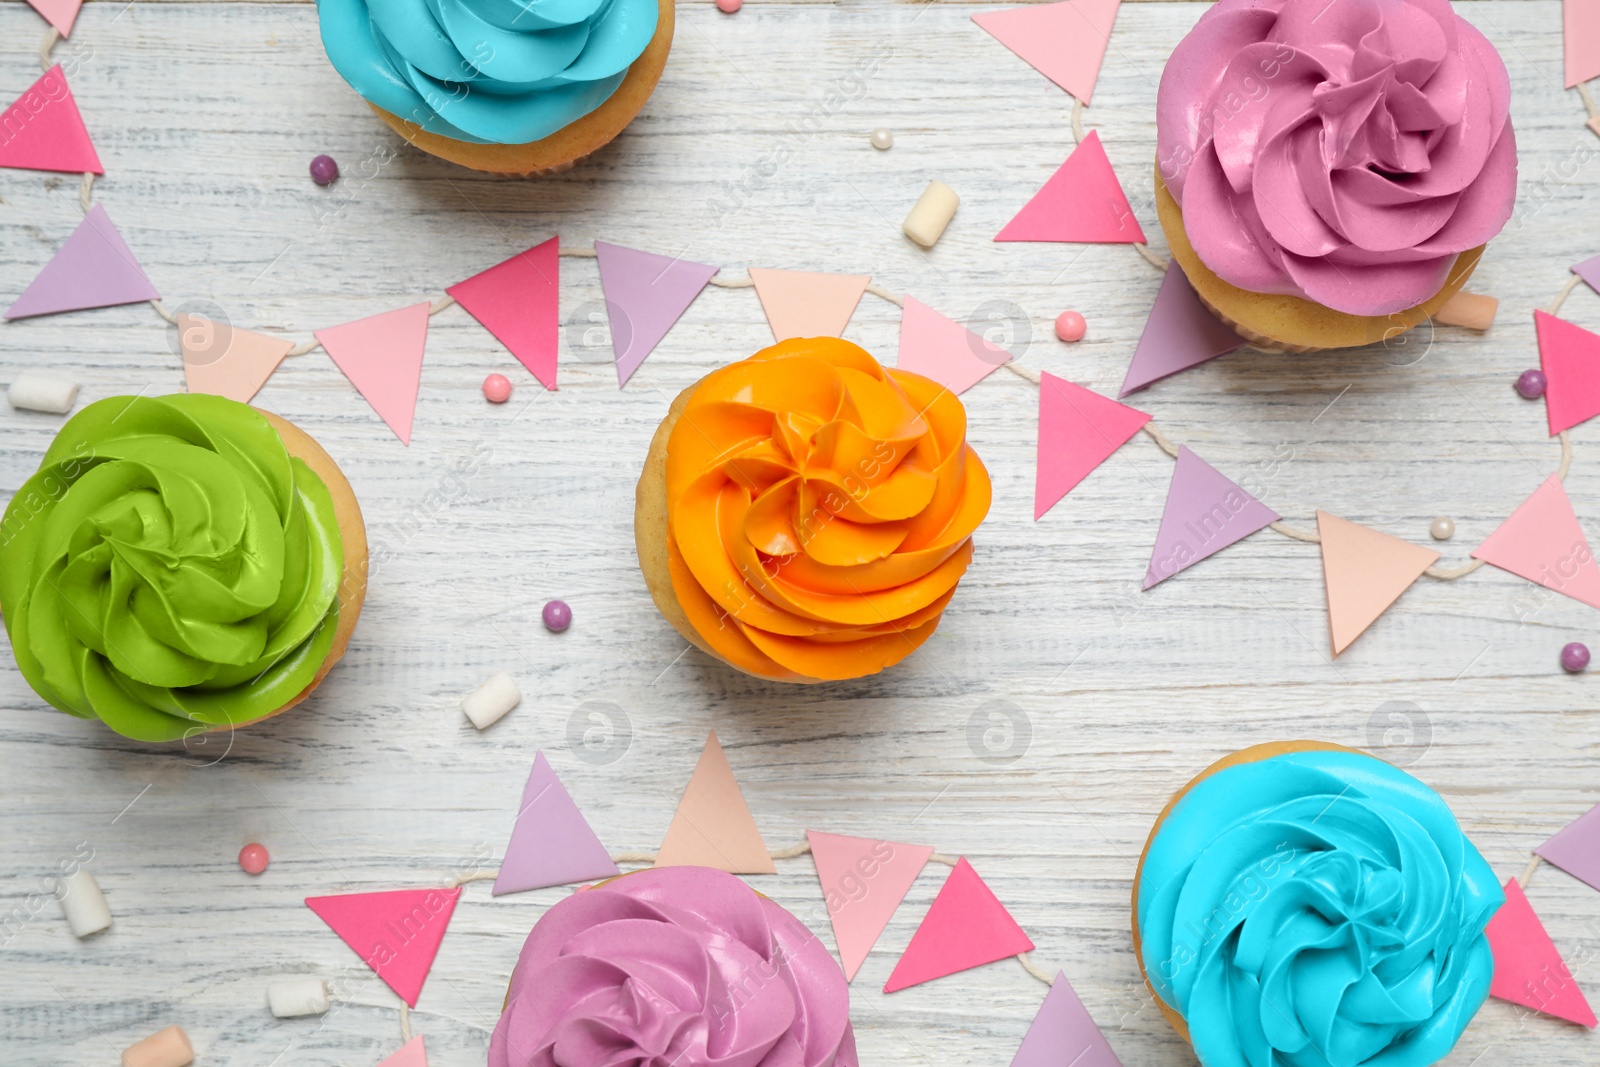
483, 374, 513, 404
239, 843, 269, 875
716, 0, 741, 12
1055, 311, 1086, 343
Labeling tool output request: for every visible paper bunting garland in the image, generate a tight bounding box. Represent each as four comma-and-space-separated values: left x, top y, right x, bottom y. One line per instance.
448, 237, 561, 390
178, 314, 293, 403
1537, 804, 1600, 893
749, 267, 870, 341
1011, 971, 1125, 1067
316, 302, 430, 445
1144, 447, 1279, 589
1317, 512, 1439, 655
0, 66, 100, 174
25, 0, 81, 39
595, 240, 719, 387
1565, 0, 1600, 89
1534, 310, 1600, 436
656, 731, 776, 875
493, 751, 620, 896
996, 131, 1146, 245
6, 204, 158, 319
377, 1036, 428, 1067
808, 831, 934, 982
884, 857, 1033, 993
1472, 476, 1600, 610
897, 296, 1011, 394
1487, 878, 1597, 1027
972, 0, 1122, 105
1035, 372, 1150, 520
1120, 262, 1244, 396
305, 887, 460, 1007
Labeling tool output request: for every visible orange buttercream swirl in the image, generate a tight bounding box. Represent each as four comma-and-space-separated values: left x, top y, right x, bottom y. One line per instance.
664, 337, 991, 681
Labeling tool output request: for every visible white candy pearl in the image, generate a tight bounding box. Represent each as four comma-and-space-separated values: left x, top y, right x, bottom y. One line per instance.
1430, 516, 1455, 541
870, 128, 893, 150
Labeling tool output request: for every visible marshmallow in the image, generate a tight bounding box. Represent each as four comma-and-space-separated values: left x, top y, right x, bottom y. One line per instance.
462, 671, 521, 730
121, 1025, 193, 1067
902, 180, 959, 248
267, 976, 329, 1018
7, 371, 80, 415
57, 868, 111, 938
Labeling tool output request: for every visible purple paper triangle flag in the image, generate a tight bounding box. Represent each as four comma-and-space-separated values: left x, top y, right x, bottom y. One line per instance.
7, 204, 159, 319
1119, 261, 1244, 397
1536, 803, 1600, 893
595, 241, 719, 387
492, 751, 620, 896
1011, 971, 1124, 1067
1573, 255, 1600, 297
1145, 446, 1279, 589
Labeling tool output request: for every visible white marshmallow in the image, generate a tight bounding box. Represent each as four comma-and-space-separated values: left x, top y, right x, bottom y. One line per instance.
902, 180, 960, 248
57, 868, 111, 938
462, 671, 521, 730
7, 371, 80, 414
267, 976, 329, 1018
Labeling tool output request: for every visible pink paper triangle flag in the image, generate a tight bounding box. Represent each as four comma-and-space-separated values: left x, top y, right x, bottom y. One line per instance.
1317, 512, 1440, 655
1120, 262, 1244, 396
1534, 310, 1600, 436
447, 236, 560, 390
1566, 0, 1600, 89
749, 268, 870, 341
305, 887, 460, 1007
6, 204, 158, 319
1573, 255, 1600, 296
0, 66, 100, 174
179, 314, 293, 403
656, 731, 775, 875
884, 857, 1033, 993
1144, 446, 1279, 589
315, 302, 430, 445
973, 0, 1122, 104
594, 241, 718, 387
1472, 475, 1600, 610
492, 751, 620, 895
897, 296, 1010, 394
996, 131, 1146, 244
1035, 371, 1150, 520
1487, 878, 1597, 1027
1537, 804, 1600, 893
26, 0, 81, 39
807, 831, 934, 982
1011, 971, 1125, 1067
377, 1035, 428, 1067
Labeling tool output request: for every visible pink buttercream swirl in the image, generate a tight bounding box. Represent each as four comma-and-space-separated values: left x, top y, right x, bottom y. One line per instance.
1156, 0, 1516, 316
489, 866, 858, 1067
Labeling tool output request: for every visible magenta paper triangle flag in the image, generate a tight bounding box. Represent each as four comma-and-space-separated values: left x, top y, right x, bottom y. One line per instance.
1573, 255, 1600, 296
1144, 446, 1279, 589
1035, 371, 1149, 520
0, 66, 100, 174
377, 1036, 428, 1067
897, 296, 1010, 394
1120, 262, 1244, 396
6, 204, 158, 319
1487, 878, 1597, 1027
748, 268, 870, 341
448, 236, 560, 390
305, 887, 460, 1007
1566, 0, 1600, 88
179, 314, 293, 403
594, 241, 718, 387
973, 0, 1122, 104
1472, 475, 1600, 610
1534, 310, 1600, 436
315, 302, 430, 445
26, 0, 81, 38
1537, 804, 1600, 893
492, 751, 620, 896
1011, 971, 1125, 1067
996, 131, 1146, 244
807, 831, 934, 982
884, 857, 1033, 993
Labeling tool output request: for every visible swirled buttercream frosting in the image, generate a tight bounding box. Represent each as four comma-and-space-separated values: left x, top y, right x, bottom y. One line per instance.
316, 0, 660, 144
662, 337, 991, 681
0, 395, 344, 742
1135, 747, 1502, 1067
1156, 0, 1516, 316
490, 866, 858, 1067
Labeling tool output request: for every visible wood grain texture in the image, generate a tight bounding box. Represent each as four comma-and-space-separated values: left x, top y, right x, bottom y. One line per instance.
1, 2, 1598, 1065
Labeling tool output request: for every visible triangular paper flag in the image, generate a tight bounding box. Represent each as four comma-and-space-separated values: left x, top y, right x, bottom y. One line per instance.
26, 0, 81, 39
1534, 310, 1600, 436
377, 1036, 428, 1067
1120, 261, 1244, 396
996, 131, 1146, 244
1537, 804, 1600, 893
1472, 475, 1600, 610
1144, 447, 1279, 589
748, 268, 870, 341
884, 857, 1033, 993
973, 0, 1122, 104
1317, 512, 1440, 655
305, 887, 460, 1007
655, 731, 775, 874
594, 241, 718, 387
807, 831, 934, 982
1574, 255, 1600, 296
6, 204, 158, 319
1566, 0, 1600, 89
447, 237, 560, 390
1035, 372, 1150, 520
492, 751, 620, 895
897, 296, 1010, 394
0, 66, 100, 174
1487, 878, 1597, 1027
178, 314, 293, 403
1011, 971, 1124, 1067
315, 302, 430, 445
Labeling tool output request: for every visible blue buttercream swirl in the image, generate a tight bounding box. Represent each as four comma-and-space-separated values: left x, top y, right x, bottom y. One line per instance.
316, 0, 659, 144
1136, 749, 1502, 1067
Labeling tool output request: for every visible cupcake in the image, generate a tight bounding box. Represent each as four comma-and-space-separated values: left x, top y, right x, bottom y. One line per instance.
0, 395, 367, 742
634, 337, 992, 683
1133, 741, 1503, 1067
316, 0, 673, 175
490, 865, 857, 1067
1155, 0, 1516, 351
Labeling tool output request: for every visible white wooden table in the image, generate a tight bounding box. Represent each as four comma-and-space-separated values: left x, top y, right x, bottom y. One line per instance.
2, 1, 1597, 1064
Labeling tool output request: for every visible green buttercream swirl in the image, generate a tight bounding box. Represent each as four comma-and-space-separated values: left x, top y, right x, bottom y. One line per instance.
0, 394, 344, 742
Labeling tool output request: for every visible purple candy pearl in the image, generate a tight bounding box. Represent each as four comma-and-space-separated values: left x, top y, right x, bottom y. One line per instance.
1516, 369, 1547, 399
1561, 642, 1590, 673
310, 155, 340, 186
542, 600, 572, 633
